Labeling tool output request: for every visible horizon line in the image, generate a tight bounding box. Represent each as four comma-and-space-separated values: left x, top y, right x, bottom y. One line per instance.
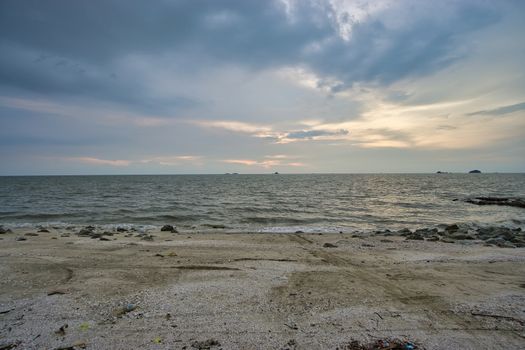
1, 171, 523, 177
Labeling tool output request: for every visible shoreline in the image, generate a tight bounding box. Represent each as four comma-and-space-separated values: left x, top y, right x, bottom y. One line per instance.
2, 222, 524, 248
0, 227, 524, 349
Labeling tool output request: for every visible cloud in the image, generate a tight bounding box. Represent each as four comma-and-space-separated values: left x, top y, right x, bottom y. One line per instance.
193, 120, 271, 134
64, 157, 131, 167
264, 154, 292, 159
0, 0, 502, 103
223, 158, 306, 168
194, 118, 350, 143
0, 95, 178, 128
139, 155, 202, 166
63, 155, 201, 167
0, 1, 524, 174
285, 129, 349, 140
467, 101, 525, 116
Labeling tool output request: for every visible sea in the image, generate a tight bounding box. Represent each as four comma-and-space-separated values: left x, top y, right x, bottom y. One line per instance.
0, 174, 524, 233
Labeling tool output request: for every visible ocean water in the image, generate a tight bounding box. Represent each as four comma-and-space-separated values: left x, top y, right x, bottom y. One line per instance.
0, 174, 524, 233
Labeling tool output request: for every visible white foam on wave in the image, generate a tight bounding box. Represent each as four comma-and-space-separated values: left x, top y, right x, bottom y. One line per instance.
0, 222, 160, 233
256, 225, 345, 233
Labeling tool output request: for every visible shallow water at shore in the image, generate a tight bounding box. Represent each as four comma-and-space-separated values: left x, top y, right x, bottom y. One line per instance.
1, 173, 524, 232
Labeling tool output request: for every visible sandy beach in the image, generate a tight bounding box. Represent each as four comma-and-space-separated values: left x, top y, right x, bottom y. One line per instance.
0, 228, 524, 349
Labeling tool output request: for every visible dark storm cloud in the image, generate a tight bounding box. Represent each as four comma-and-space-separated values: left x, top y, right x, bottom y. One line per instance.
467, 101, 525, 116
0, 0, 502, 104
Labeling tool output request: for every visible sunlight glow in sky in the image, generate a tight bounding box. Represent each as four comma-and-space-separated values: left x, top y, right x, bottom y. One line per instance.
0, 0, 524, 174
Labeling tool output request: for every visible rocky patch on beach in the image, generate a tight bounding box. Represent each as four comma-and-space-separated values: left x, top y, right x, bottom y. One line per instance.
375, 224, 524, 248
464, 196, 525, 208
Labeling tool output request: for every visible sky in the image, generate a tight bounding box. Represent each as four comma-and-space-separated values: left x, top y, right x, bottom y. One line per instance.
0, 0, 524, 175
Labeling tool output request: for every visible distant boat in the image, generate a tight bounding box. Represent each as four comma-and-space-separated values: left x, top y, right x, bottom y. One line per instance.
274, 172, 279, 175
469, 169, 481, 173
436, 171, 449, 174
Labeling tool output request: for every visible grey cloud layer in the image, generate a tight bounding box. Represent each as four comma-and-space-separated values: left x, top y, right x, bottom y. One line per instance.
0, 0, 502, 104
467, 101, 525, 116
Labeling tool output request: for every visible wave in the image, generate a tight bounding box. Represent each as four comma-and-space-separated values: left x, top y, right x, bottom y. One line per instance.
0, 212, 81, 220
240, 216, 338, 225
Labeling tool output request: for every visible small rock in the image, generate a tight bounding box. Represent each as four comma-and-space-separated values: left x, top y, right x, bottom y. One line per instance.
25, 232, 39, 236
60, 233, 70, 237
444, 224, 460, 233
16, 237, 27, 241
397, 228, 412, 236
38, 228, 50, 233
161, 225, 175, 232
323, 243, 338, 248
116, 227, 128, 232
427, 236, 440, 242
191, 339, 221, 350
99, 237, 110, 241
77, 228, 93, 236
405, 233, 424, 240
295, 230, 304, 234
449, 233, 475, 240
0, 226, 12, 234
141, 235, 154, 241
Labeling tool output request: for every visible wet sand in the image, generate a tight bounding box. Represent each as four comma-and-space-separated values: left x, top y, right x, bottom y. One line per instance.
0, 228, 524, 349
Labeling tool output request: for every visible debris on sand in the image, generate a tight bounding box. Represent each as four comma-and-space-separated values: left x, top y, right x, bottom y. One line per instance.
54, 340, 86, 350
112, 303, 137, 318
281, 339, 297, 350
54, 324, 68, 337
341, 338, 423, 350
47, 289, 68, 296
0, 342, 21, 350
191, 338, 221, 349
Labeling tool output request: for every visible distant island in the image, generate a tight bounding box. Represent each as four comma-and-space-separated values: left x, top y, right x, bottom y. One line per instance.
436, 170, 484, 174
